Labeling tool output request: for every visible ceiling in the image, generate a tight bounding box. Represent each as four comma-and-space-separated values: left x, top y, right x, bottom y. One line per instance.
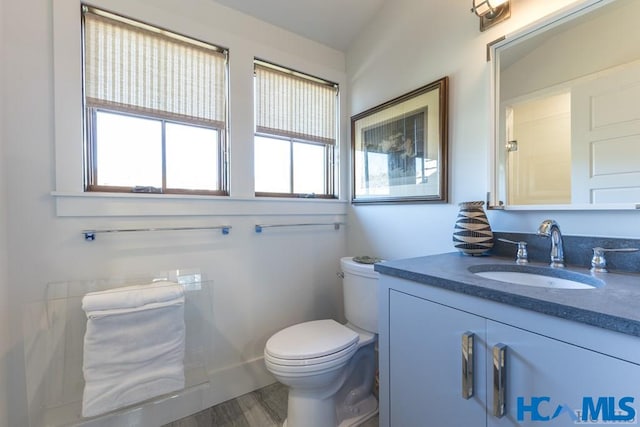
212, 0, 387, 51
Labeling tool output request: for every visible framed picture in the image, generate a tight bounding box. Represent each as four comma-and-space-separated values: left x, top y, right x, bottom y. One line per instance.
351, 77, 448, 203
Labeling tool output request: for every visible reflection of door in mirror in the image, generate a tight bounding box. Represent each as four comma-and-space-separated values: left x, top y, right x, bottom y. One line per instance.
506, 93, 571, 205
572, 60, 640, 204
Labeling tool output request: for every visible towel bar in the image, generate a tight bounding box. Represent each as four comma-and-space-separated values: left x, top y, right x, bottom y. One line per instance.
255, 222, 343, 233
82, 225, 231, 241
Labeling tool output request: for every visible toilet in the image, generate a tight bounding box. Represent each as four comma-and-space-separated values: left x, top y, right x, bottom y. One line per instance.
264, 257, 379, 427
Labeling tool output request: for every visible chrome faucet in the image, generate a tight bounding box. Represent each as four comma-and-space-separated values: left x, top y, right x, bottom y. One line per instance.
537, 219, 565, 268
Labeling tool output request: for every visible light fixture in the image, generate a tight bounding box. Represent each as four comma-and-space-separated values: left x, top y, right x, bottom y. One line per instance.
472, 0, 511, 32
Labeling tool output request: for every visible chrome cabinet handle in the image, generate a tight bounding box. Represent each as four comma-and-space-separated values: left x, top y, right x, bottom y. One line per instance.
462, 332, 474, 399
493, 343, 507, 418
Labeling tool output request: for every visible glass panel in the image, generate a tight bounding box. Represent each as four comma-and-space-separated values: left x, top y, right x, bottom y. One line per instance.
95, 111, 162, 187
357, 151, 390, 195
293, 142, 325, 194
255, 136, 291, 193
165, 122, 219, 191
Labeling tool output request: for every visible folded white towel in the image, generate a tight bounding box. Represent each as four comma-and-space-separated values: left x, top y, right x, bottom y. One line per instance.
82, 280, 184, 312
81, 282, 186, 418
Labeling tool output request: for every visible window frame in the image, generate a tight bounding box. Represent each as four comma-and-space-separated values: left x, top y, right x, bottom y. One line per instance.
81, 5, 230, 196
254, 132, 336, 198
85, 108, 228, 195
253, 59, 339, 199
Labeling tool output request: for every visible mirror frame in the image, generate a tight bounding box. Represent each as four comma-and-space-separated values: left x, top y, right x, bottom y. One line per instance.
488, 0, 640, 211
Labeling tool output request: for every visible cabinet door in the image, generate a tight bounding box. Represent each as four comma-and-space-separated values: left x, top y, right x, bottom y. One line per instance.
487, 320, 640, 427
389, 290, 487, 427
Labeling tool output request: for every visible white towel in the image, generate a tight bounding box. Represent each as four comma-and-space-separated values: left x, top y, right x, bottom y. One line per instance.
82, 280, 184, 312
81, 281, 186, 418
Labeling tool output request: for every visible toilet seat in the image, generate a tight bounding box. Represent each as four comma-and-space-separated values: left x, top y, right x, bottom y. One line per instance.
265, 319, 359, 372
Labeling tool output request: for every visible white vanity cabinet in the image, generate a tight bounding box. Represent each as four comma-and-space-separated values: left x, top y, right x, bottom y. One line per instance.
487, 320, 640, 427
380, 277, 640, 427
388, 289, 487, 426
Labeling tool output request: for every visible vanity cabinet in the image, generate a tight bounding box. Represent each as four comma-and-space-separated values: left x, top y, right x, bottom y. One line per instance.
389, 289, 486, 426
381, 278, 640, 427
486, 320, 640, 427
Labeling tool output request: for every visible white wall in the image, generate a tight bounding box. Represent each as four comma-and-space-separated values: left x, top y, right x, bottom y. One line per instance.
345, 0, 640, 261
1, 0, 348, 425
0, 0, 10, 425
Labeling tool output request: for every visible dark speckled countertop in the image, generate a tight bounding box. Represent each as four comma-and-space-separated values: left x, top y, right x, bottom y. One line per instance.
374, 252, 640, 337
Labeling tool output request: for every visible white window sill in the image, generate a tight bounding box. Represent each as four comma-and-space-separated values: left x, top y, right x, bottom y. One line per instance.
52, 191, 348, 217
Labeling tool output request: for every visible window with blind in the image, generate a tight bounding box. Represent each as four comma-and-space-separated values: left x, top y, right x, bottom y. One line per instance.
82, 6, 229, 195
254, 60, 338, 198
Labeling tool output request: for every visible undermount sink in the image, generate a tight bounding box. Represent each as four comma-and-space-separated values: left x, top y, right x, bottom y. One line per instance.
468, 264, 604, 290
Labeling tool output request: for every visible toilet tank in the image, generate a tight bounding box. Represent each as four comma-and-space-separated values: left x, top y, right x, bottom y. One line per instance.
340, 257, 379, 333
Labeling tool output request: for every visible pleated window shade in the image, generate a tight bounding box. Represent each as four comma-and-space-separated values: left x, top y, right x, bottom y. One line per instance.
83, 8, 228, 128
254, 63, 337, 144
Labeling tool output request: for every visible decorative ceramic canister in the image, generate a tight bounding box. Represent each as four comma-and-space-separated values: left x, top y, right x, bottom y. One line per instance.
453, 201, 494, 255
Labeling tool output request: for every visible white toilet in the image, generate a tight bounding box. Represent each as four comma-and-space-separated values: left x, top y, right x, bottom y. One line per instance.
264, 257, 379, 427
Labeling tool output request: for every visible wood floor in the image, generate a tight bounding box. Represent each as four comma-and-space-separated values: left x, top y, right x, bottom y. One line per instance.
164, 382, 379, 427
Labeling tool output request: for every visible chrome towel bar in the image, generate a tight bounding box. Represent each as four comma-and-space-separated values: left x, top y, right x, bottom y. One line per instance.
82, 225, 232, 241
255, 222, 343, 233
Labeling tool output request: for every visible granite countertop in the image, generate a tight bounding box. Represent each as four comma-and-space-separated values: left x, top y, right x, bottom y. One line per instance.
374, 252, 640, 337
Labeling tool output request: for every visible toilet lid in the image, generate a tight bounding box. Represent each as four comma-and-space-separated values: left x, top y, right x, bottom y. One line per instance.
265, 319, 359, 360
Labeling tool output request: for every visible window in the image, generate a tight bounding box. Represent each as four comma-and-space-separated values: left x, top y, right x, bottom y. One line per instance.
82, 6, 229, 195
254, 60, 338, 198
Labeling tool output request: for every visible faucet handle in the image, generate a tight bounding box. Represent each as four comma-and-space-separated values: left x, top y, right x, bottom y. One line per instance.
498, 238, 529, 264
590, 247, 639, 273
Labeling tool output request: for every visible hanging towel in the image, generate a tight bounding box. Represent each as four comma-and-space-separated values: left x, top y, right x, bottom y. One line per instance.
81, 281, 186, 418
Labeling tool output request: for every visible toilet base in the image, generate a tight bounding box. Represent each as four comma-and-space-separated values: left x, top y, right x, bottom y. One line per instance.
282, 394, 377, 427
338, 394, 378, 427
277, 341, 378, 427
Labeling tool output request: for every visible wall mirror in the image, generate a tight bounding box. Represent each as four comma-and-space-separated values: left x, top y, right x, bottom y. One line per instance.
490, 0, 640, 210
